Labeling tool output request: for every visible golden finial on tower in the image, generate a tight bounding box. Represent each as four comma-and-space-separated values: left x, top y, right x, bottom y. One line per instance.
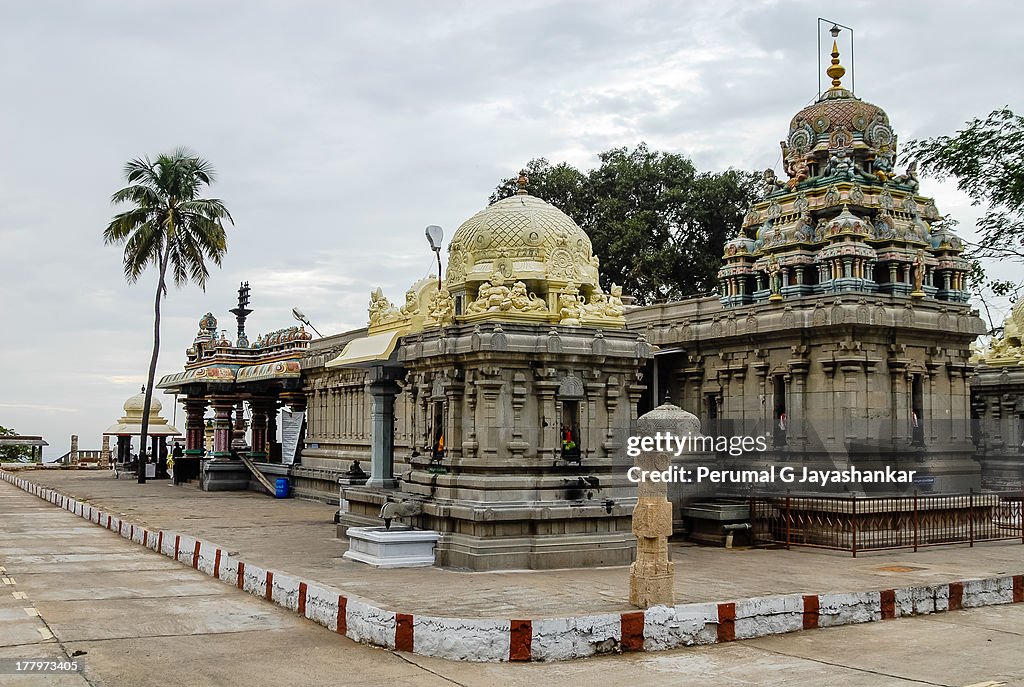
827, 40, 846, 88
516, 170, 529, 195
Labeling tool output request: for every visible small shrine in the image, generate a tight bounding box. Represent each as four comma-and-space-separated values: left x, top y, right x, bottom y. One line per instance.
103, 388, 182, 478
319, 173, 651, 570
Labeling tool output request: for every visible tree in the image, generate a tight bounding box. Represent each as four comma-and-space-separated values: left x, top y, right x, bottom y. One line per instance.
0, 426, 34, 462
903, 108, 1024, 313
492, 144, 758, 304
104, 148, 232, 483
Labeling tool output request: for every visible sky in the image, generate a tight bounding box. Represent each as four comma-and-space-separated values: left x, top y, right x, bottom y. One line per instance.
1, 1, 1021, 458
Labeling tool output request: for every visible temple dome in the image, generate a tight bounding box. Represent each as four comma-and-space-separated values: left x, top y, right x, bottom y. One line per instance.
445, 178, 599, 292
123, 389, 161, 415
104, 389, 180, 437
789, 89, 889, 147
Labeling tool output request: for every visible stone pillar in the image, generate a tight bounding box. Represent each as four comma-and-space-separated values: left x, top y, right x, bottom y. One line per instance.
366, 369, 401, 488
267, 402, 279, 462
116, 435, 130, 464
70, 434, 79, 464
249, 398, 273, 460
231, 402, 248, 451
100, 435, 111, 468
183, 398, 207, 456
630, 403, 698, 608
210, 398, 236, 459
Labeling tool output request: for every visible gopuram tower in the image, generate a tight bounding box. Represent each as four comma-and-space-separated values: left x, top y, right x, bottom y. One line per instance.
626, 34, 987, 493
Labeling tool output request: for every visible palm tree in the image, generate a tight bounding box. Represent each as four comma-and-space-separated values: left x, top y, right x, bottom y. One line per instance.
104, 148, 233, 483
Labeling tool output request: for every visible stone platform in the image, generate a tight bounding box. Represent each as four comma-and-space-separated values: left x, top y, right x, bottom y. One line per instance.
343, 526, 440, 567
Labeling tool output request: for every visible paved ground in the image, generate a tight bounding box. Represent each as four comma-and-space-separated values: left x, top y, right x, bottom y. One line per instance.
11, 468, 1024, 620
2, 477, 1023, 686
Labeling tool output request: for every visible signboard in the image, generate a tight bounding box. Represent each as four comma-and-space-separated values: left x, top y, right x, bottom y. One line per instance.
911, 474, 935, 487
281, 410, 305, 466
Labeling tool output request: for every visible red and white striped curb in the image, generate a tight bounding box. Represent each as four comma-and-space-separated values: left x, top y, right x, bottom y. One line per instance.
3, 469, 1023, 662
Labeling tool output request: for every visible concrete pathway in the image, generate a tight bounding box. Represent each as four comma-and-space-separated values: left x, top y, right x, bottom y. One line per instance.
2, 478, 1022, 685
13, 469, 1024, 619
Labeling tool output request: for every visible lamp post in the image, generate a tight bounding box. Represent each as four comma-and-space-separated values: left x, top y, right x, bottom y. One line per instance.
425, 225, 444, 290
291, 307, 323, 337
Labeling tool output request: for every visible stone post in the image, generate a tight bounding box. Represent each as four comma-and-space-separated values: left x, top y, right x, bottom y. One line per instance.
70, 434, 79, 464
630, 403, 698, 608
100, 435, 111, 469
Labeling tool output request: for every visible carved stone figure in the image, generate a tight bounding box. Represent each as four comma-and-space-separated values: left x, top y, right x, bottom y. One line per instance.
558, 287, 583, 325
762, 168, 786, 194
467, 275, 512, 314
785, 158, 810, 189
399, 288, 419, 316
766, 254, 782, 300
368, 287, 400, 326
426, 286, 455, 325
911, 249, 926, 296
509, 281, 546, 312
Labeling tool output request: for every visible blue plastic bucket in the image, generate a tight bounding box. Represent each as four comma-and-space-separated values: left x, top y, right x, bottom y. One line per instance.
275, 477, 290, 498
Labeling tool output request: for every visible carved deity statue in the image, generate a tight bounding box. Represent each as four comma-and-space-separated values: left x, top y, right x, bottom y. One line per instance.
785, 158, 810, 189
426, 286, 455, 325
911, 249, 926, 295
766, 254, 782, 298
558, 287, 584, 325
583, 285, 625, 319
368, 287, 400, 326
467, 275, 512, 314
892, 160, 920, 191
762, 168, 785, 194
399, 288, 420, 316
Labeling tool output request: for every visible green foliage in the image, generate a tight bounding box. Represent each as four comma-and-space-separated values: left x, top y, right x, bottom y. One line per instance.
0, 425, 34, 461
104, 147, 233, 290
491, 144, 758, 304
903, 108, 1024, 264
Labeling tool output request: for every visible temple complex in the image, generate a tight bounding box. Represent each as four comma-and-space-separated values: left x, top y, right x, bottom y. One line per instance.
152, 35, 1017, 569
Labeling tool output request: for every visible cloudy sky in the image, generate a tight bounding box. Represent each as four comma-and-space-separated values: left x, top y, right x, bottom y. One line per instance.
1, 1, 1021, 458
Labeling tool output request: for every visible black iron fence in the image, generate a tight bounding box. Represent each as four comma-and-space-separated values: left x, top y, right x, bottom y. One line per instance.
750, 489, 1024, 557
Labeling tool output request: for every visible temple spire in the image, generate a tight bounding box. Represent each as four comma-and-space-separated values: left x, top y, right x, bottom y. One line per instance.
826, 39, 846, 89
516, 170, 529, 195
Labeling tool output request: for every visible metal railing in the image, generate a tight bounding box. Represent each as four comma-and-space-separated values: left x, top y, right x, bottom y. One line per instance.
749, 488, 1024, 557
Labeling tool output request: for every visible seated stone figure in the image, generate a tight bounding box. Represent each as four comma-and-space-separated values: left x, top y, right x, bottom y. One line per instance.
426, 285, 455, 324
558, 290, 583, 325
467, 276, 512, 314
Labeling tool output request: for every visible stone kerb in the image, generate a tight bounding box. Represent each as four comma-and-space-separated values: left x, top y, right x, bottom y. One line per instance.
3, 468, 1024, 663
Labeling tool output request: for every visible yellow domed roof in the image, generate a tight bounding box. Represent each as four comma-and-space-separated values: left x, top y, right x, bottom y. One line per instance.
445, 184, 599, 292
